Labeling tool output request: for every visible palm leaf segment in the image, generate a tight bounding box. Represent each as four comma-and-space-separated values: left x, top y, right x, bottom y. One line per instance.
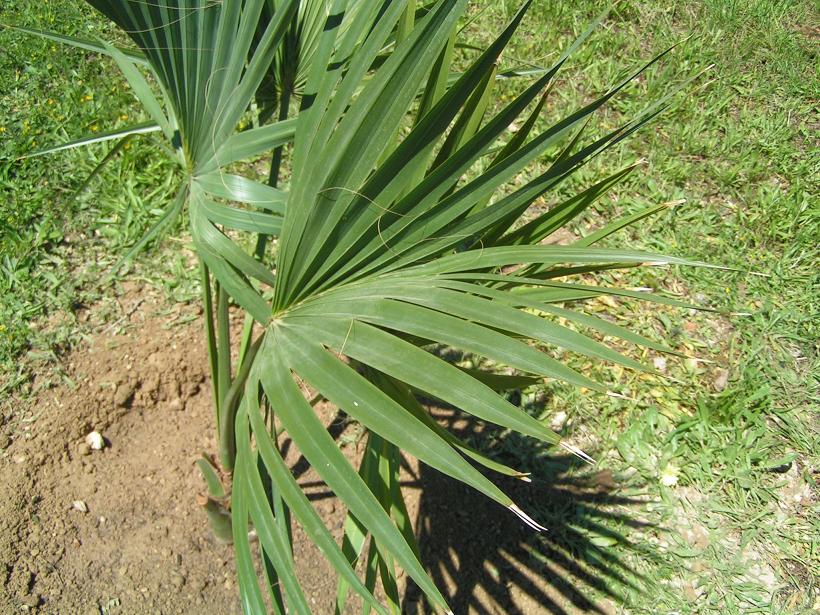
36, 0, 709, 612
258, 0, 371, 104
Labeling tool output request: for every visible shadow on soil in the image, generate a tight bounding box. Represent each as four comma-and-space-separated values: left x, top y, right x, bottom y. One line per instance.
282, 396, 655, 613
401, 405, 654, 615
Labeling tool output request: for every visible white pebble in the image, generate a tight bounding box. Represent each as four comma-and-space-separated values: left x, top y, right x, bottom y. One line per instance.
85, 431, 105, 450
550, 411, 568, 431
73, 500, 89, 513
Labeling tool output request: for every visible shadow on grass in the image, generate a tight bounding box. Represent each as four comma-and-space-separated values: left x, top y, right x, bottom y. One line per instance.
401, 405, 656, 615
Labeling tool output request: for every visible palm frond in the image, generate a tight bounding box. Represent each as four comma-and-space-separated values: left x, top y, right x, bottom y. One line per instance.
219, 2, 709, 611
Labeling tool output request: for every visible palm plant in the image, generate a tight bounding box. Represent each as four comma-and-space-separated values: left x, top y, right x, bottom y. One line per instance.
23, 0, 713, 612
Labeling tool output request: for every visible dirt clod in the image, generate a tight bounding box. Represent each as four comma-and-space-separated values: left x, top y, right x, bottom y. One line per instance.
170, 571, 186, 589
113, 382, 135, 408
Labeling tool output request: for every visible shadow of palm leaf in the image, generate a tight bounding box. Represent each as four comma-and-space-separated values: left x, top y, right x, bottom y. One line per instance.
402, 405, 659, 615
274, 367, 662, 613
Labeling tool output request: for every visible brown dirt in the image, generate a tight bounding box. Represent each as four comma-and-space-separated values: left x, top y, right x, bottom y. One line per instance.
0, 284, 241, 614
0, 283, 617, 615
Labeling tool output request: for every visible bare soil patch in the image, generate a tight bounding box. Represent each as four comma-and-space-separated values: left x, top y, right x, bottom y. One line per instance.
1, 285, 243, 614
1, 284, 614, 614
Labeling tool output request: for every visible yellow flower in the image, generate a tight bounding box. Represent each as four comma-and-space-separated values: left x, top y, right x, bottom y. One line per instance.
120, 114, 129, 121
90, 124, 99, 133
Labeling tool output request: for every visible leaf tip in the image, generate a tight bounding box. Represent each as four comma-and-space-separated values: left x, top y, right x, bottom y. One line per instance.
509, 503, 546, 532
606, 390, 638, 402
559, 441, 595, 465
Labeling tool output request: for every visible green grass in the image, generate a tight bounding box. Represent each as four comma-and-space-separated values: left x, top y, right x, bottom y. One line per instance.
465, 1, 819, 612
2, 0, 818, 612
0, 0, 187, 388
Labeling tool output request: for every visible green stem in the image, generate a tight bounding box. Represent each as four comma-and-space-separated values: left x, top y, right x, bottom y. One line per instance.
200, 498, 234, 544
376, 437, 401, 615
267, 86, 291, 189
270, 414, 293, 553
218, 335, 262, 471
256, 391, 291, 612
236, 85, 292, 372
216, 284, 231, 416
257, 447, 288, 613
200, 262, 220, 426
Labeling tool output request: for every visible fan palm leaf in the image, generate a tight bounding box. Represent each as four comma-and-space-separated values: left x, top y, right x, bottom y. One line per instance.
214, 1, 712, 611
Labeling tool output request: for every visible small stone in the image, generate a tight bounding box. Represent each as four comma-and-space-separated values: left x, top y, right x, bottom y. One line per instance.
72, 500, 89, 513
713, 368, 729, 392
85, 431, 105, 450
549, 411, 568, 431
78, 443, 91, 457
652, 356, 668, 372
168, 398, 183, 412
13, 454, 27, 465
